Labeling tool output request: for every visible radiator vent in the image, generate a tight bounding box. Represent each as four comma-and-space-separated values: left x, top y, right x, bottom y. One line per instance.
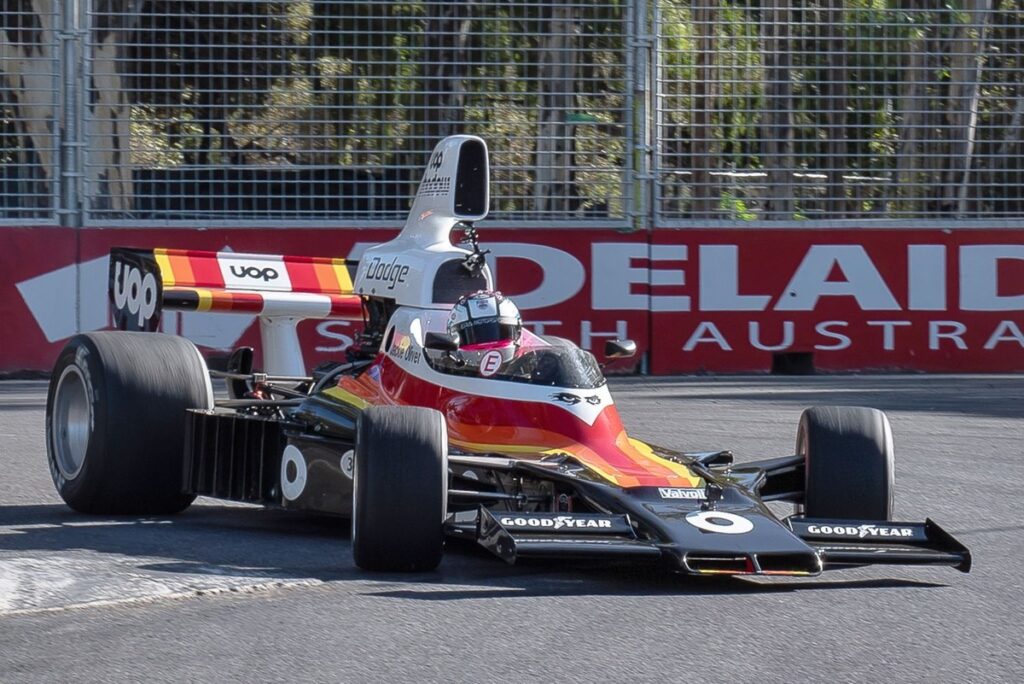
755, 552, 823, 576
184, 409, 285, 503
684, 554, 754, 575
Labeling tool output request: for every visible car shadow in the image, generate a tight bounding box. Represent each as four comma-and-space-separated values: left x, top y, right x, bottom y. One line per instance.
0, 503, 357, 583
0, 503, 949, 599
361, 555, 946, 602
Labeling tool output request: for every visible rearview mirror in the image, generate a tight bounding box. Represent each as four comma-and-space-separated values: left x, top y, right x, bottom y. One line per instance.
424, 331, 460, 352
604, 339, 637, 359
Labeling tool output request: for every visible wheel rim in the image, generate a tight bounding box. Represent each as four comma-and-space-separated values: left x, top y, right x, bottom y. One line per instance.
52, 365, 91, 480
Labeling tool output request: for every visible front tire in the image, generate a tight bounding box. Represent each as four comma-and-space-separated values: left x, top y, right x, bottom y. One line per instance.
45, 332, 213, 514
797, 406, 894, 520
352, 406, 448, 572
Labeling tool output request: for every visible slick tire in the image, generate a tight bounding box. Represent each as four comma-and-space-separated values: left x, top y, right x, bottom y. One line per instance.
46, 332, 213, 515
797, 406, 895, 521
352, 406, 448, 572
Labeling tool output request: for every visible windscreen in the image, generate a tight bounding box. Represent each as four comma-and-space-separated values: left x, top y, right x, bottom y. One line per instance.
427, 341, 606, 390
495, 346, 605, 389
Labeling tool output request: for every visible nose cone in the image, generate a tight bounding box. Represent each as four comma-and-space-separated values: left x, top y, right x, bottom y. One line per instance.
648, 503, 823, 576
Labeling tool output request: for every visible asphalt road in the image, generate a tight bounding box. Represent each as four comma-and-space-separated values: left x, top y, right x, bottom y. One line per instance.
1, 375, 1021, 682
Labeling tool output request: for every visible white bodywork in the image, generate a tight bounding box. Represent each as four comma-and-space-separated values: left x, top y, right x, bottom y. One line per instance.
381, 307, 613, 426
258, 135, 494, 375
353, 135, 494, 308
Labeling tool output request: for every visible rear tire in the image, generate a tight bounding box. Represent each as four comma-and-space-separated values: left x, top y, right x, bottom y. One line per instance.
797, 406, 894, 520
45, 332, 213, 514
352, 406, 447, 572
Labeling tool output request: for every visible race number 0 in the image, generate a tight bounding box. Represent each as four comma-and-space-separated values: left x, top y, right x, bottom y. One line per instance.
685, 510, 754, 535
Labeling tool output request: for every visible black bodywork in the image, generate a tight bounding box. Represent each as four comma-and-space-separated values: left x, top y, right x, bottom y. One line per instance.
181, 365, 971, 578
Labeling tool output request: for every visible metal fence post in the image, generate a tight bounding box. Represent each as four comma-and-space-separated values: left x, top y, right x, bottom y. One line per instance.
649, 0, 662, 230
629, 0, 653, 233
58, 0, 85, 228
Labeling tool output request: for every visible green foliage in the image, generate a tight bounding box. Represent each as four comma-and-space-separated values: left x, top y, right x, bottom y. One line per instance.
118, 0, 631, 219
15, 0, 1021, 220
718, 191, 757, 221
655, 0, 1024, 220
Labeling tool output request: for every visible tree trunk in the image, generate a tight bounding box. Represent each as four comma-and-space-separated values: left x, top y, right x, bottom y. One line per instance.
944, 0, 993, 216
0, 0, 58, 198
994, 89, 1024, 161
823, 0, 850, 217
86, 0, 144, 213
690, 0, 719, 218
412, 2, 474, 176
894, 0, 931, 214
761, 0, 795, 219
533, 2, 578, 215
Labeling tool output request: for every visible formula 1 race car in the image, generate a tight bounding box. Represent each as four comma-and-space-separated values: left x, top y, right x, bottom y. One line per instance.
45, 135, 970, 576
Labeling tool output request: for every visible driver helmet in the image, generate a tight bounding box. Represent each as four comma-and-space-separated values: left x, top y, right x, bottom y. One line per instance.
447, 290, 522, 368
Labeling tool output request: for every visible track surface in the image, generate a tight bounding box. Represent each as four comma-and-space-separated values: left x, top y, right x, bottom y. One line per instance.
1, 376, 1021, 682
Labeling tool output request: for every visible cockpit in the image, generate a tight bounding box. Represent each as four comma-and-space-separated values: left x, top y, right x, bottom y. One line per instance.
425, 331, 606, 389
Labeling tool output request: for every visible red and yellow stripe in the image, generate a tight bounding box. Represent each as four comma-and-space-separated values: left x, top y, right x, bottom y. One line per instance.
153, 248, 356, 295
333, 364, 704, 490
284, 256, 354, 295
162, 287, 362, 318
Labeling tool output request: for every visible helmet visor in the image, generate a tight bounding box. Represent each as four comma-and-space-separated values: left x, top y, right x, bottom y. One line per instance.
458, 320, 520, 348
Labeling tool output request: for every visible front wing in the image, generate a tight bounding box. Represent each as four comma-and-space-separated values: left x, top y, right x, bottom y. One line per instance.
443, 453, 971, 577
447, 509, 970, 576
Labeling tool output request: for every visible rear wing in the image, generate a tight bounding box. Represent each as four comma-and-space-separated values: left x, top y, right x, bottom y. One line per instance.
109, 247, 362, 332
109, 247, 363, 376
107, 134, 492, 373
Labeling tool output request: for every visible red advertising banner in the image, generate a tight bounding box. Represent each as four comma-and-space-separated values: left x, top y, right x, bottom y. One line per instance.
648, 229, 1024, 373
0, 226, 649, 373
1, 227, 79, 372
2, 226, 1021, 373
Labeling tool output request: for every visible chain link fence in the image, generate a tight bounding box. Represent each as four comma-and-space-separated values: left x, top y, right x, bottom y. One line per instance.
81, 0, 631, 224
655, 0, 1024, 223
2, 1, 1024, 226
1, 2, 60, 222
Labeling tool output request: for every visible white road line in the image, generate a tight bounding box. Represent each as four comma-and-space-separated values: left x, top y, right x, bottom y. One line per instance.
0, 578, 325, 617
62, 520, 171, 527
0, 523, 61, 535
0, 520, 174, 535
